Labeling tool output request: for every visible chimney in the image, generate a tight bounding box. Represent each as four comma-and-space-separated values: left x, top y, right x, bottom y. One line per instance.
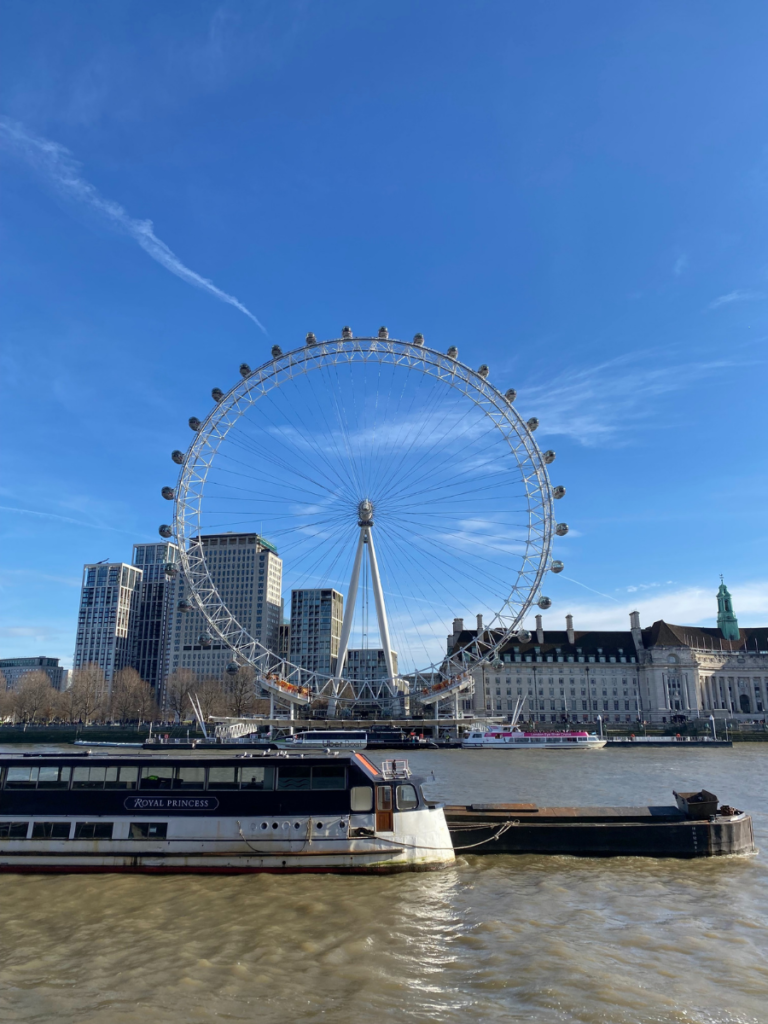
452, 617, 464, 635
629, 610, 643, 657
535, 614, 544, 645
566, 613, 575, 645
476, 613, 483, 632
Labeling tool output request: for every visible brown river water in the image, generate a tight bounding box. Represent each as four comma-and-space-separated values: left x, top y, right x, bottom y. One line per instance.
1, 744, 767, 1024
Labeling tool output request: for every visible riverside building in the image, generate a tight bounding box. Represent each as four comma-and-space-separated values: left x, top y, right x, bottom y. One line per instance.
161, 532, 282, 704
0, 657, 67, 692
289, 589, 343, 677
130, 541, 179, 696
72, 563, 143, 690
448, 581, 768, 725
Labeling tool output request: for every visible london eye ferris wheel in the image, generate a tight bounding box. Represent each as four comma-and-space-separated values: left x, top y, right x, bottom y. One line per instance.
159, 328, 568, 715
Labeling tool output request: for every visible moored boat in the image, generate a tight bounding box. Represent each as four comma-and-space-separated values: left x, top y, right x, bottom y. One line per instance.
0, 751, 454, 874
274, 730, 368, 750
462, 727, 606, 749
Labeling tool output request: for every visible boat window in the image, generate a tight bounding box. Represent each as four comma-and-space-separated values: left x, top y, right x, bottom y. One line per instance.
350, 786, 373, 812
311, 766, 346, 790
37, 766, 71, 789
239, 765, 274, 790
31, 822, 70, 839
105, 766, 139, 789
130, 822, 168, 839
377, 786, 393, 812
140, 766, 174, 789
396, 784, 419, 810
0, 822, 28, 839
5, 767, 39, 789
208, 767, 237, 790
173, 766, 206, 790
277, 765, 311, 791
74, 822, 113, 840
72, 766, 108, 789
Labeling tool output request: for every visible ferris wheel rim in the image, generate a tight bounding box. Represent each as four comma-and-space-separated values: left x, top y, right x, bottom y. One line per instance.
167, 334, 558, 697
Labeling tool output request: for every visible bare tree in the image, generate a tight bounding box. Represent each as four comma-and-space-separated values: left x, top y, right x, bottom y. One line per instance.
11, 671, 57, 723
165, 668, 198, 722
66, 663, 107, 723
224, 666, 258, 717
110, 667, 142, 722
0, 671, 12, 721
194, 677, 227, 720
133, 679, 159, 725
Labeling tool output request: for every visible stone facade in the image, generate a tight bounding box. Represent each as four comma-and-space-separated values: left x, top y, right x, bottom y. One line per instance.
447, 584, 768, 725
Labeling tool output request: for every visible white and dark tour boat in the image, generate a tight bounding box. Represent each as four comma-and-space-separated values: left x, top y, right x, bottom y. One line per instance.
462, 726, 606, 750
275, 730, 368, 750
0, 751, 454, 874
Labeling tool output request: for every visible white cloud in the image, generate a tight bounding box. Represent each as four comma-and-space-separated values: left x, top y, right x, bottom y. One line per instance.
673, 254, 688, 276
519, 351, 758, 447
708, 290, 766, 310
531, 581, 768, 632
0, 117, 265, 332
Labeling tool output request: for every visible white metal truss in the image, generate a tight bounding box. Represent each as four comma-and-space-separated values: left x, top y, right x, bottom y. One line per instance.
169, 335, 558, 712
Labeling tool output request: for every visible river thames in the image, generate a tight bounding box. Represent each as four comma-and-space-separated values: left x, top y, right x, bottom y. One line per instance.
1, 745, 766, 1024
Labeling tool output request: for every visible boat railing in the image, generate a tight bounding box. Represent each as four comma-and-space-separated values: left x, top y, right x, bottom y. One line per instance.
380, 758, 412, 780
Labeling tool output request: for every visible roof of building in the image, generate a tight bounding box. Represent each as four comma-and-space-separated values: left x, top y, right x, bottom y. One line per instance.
448, 621, 768, 660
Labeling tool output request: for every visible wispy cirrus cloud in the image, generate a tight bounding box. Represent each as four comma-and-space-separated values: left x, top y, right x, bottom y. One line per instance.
0, 116, 265, 332
707, 289, 765, 310
521, 350, 760, 447
673, 254, 688, 276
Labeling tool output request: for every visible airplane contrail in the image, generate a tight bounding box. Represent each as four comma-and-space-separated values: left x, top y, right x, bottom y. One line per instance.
0, 116, 266, 332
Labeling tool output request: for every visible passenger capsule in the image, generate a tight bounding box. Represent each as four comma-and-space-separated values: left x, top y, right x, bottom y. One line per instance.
555, 522, 569, 536
226, 661, 239, 675
239, 363, 251, 378
537, 596, 552, 610
271, 345, 282, 358
161, 486, 175, 501
553, 485, 566, 499
551, 560, 564, 574
197, 632, 212, 648
211, 388, 223, 402
178, 599, 193, 613
189, 416, 202, 431
478, 364, 489, 379
505, 388, 517, 403
447, 346, 458, 359
378, 326, 389, 339
159, 524, 173, 538
163, 563, 178, 576
527, 417, 539, 432
517, 628, 531, 643
341, 326, 353, 339
413, 333, 425, 346
171, 450, 184, 465
543, 450, 556, 464
306, 332, 317, 345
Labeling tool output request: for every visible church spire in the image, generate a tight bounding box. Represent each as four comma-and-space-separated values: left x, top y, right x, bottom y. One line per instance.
716, 577, 740, 641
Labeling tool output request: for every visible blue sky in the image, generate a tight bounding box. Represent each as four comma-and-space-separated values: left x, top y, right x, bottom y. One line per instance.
2, 1, 767, 669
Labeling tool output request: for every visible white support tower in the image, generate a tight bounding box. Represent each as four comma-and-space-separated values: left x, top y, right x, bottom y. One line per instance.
335, 500, 399, 702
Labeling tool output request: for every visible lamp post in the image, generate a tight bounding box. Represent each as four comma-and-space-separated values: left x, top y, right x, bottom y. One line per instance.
709, 714, 717, 742
597, 714, 603, 739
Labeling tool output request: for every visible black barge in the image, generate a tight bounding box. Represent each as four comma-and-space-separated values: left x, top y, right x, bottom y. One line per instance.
445, 790, 756, 858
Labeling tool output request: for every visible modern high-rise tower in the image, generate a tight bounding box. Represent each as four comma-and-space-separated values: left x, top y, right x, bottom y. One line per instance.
130, 541, 179, 695
73, 562, 143, 690
161, 532, 282, 705
289, 589, 344, 677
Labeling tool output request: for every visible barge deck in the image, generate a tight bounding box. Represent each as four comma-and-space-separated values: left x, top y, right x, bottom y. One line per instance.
445, 791, 755, 858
